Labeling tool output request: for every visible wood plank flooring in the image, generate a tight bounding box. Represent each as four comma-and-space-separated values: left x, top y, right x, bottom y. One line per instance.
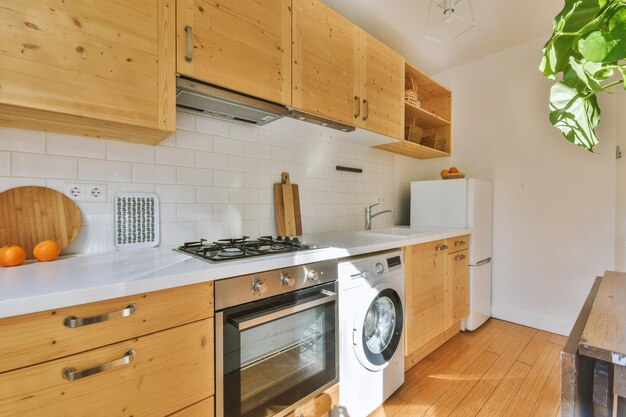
369, 319, 567, 417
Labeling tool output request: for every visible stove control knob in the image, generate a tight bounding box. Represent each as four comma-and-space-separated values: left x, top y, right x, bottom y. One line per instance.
281, 273, 296, 287
375, 262, 385, 274
306, 269, 320, 282
252, 280, 268, 294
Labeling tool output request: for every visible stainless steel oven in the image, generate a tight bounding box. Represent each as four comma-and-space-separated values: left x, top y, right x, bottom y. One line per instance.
215, 260, 339, 417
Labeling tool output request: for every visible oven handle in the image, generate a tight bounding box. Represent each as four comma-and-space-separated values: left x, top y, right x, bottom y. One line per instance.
231, 290, 337, 331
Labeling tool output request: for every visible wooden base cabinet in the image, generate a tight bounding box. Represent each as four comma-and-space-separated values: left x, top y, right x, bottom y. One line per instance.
0, 0, 176, 144
285, 384, 339, 417
403, 236, 470, 370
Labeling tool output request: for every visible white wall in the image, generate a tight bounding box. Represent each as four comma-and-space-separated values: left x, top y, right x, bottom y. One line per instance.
417, 38, 617, 335
0, 114, 396, 254
615, 94, 626, 271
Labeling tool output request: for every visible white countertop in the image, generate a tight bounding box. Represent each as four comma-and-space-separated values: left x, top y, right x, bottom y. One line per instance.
0, 227, 470, 318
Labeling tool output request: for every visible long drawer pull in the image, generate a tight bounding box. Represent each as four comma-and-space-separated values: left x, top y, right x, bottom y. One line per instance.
455, 254, 467, 261
454, 240, 466, 246
363, 99, 369, 121
63, 304, 137, 328
435, 244, 448, 251
354, 96, 361, 118
185, 25, 193, 62
63, 349, 135, 381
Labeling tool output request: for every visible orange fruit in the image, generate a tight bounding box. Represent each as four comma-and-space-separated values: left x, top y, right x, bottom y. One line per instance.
440, 169, 449, 176
449, 166, 460, 173
0, 245, 27, 267
33, 240, 61, 262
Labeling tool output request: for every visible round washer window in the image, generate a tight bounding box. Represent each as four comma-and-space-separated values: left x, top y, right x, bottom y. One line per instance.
361, 288, 403, 366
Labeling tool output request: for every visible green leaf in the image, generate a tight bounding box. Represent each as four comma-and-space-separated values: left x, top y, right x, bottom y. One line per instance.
579, 29, 626, 62
549, 82, 601, 151
566, 57, 604, 92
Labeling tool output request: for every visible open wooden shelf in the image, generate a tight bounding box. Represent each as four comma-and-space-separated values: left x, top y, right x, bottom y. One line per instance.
375, 139, 450, 159
405, 101, 450, 129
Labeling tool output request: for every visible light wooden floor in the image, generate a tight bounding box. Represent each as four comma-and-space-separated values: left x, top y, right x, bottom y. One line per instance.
369, 319, 567, 417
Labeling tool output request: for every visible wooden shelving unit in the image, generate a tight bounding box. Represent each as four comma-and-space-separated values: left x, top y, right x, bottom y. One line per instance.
375, 63, 452, 159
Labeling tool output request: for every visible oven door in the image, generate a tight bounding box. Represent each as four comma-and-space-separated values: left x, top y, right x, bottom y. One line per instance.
216, 282, 338, 417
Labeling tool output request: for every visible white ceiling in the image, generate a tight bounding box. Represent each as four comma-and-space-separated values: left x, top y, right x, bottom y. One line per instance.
323, 0, 564, 75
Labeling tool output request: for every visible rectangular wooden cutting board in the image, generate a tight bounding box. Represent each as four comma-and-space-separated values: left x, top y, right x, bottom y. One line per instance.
273, 172, 302, 237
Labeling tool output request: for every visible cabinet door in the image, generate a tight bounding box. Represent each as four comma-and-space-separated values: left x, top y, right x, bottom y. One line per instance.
358, 31, 404, 139
403, 240, 447, 357
292, 0, 359, 125
0, 0, 175, 139
447, 249, 469, 326
177, 0, 291, 105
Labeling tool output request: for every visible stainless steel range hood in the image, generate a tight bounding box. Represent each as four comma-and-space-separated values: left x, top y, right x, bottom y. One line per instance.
176, 76, 288, 126
287, 109, 355, 132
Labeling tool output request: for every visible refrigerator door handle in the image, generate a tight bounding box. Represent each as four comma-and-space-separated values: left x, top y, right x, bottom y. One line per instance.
475, 258, 492, 266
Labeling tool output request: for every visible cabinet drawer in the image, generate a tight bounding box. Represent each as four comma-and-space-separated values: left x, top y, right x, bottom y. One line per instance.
168, 397, 214, 417
447, 235, 469, 253
0, 282, 213, 373
0, 319, 214, 417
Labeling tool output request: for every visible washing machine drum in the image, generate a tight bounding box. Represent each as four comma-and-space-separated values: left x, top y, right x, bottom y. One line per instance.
353, 287, 403, 371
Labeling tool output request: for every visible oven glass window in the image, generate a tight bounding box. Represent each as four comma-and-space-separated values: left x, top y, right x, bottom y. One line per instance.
222, 287, 337, 417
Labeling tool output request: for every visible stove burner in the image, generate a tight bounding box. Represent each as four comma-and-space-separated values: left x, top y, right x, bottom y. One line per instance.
176, 236, 326, 263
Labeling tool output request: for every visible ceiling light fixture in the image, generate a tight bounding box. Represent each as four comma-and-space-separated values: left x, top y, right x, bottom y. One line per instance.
425, 0, 475, 44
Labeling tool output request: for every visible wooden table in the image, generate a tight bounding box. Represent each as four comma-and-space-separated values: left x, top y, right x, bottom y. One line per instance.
562, 271, 626, 417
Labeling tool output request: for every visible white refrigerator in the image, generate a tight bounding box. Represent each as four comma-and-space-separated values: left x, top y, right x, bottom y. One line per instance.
410, 178, 493, 331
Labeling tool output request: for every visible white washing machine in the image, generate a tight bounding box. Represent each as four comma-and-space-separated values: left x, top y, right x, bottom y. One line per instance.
338, 249, 405, 417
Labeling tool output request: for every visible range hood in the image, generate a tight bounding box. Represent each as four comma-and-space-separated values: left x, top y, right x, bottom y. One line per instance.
176, 76, 356, 132
176, 77, 288, 126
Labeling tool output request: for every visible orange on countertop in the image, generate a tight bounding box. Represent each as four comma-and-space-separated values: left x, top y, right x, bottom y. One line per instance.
0, 245, 27, 267
33, 240, 61, 262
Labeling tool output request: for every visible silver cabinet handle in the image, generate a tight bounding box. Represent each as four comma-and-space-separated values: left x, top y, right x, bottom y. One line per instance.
476, 258, 492, 266
63, 304, 137, 328
354, 96, 361, 118
363, 99, 369, 121
454, 240, 466, 246
63, 349, 135, 381
455, 254, 467, 261
436, 244, 448, 251
185, 25, 193, 62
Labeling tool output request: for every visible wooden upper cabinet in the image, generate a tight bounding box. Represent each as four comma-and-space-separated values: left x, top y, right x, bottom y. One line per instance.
292, 0, 358, 125
357, 31, 404, 140
177, 0, 292, 106
0, 0, 175, 144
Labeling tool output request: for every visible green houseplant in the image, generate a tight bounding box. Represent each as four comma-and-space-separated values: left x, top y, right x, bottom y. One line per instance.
541, 0, 626, 152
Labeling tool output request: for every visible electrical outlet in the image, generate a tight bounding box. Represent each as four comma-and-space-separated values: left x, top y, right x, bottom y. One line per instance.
377, 196, 385, 203
64, 183, 107, 202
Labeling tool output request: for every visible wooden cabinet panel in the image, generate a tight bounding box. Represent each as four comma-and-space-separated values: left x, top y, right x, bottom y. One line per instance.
0, 282, 213, 373
447, 249, 469, 327
447, 235, 469, 254
403, 240, 447, 357
169, 397, 214, 417
0, 0, 175, 143
292, 0, 359, 125
358, 31, 404, 140
0, 319, 214, 417
177, 0, 291, 105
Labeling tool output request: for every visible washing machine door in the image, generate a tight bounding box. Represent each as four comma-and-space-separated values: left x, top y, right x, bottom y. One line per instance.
353, 286, 403, 371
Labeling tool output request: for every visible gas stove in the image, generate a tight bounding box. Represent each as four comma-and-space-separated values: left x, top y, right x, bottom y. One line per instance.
176, 236, 326, 263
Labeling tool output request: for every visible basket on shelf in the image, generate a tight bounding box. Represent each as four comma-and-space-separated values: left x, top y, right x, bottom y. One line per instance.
405, 76, 420, 108
420, 133, 448, 151
405, 124, 423, 144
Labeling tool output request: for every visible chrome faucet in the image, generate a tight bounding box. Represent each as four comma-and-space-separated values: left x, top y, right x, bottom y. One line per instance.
365, 203, 394, 230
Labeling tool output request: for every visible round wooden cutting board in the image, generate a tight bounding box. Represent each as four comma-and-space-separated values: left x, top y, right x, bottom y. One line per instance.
0, 186, 81, 259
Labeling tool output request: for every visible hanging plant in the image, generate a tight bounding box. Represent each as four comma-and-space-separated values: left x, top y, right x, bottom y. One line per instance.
540, 0, 626, 152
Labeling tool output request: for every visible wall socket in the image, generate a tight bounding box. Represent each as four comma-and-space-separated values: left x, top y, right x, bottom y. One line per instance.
376, 196, 385, 203
63, 183, 107, 202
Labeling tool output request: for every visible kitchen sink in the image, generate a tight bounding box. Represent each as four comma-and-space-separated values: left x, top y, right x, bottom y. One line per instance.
355, 227, 439, 238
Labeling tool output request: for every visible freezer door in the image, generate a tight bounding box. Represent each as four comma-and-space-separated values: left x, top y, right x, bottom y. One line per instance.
410, 179, 467, 228
466, 260, 492, 331
467, 179, 493, 264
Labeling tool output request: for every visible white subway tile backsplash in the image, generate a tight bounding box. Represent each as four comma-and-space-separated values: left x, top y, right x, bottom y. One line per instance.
47, 133, 106, 159
156, 146, 195, 167
106, 182, 156, 202
176, 111, 196, 132
79, 159, 131, 182
155, 184, 195, 203
177, 167, 213, 186
160, 222, 196, 245
272, 146, 295, 162
0, 127, 45, 153
230, 188, 259, 204
0, 152, 10, 176
245, 204, 272, 220
259, 129, 284, 146
231, 219, 261, 238
229, 155, 259, 173
283, 134, 307, 150
159, 133, 177, 147
214, 170, 244, 188
159, 203, 178, 222
196, 151, 229, 170
177, 204, 214, 221
133, 163, 176, 184
176, 130, 213, 151
196, 186, 229, 204
213, 136, 245, 155
0, 177, 46, 192
259, 159, 283, 175
12, 153, 76, 179
229, 123, 259, 142
244, 173, 273, 189
107, 141, 155, 163
244, 142, 273, 160
214, 203, 245, 220
196, 221, 231, 242
196, 116, 230, 137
